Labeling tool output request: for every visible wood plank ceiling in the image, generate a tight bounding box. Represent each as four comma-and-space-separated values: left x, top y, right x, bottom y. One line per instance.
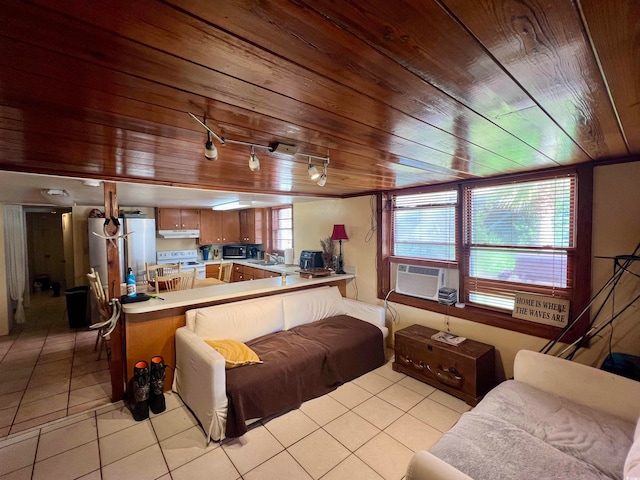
0, 0, 638, 198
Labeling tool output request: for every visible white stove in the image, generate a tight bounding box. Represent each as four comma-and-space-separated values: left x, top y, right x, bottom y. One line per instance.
156, 250, 206, 279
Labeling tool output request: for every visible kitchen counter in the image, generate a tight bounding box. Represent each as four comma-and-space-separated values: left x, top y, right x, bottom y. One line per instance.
202, 258, 300, 275
122, 272, 353, 314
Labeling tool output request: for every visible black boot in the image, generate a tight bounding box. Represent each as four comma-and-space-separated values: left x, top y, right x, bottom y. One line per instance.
131, 360, 150, 421
149, 356, 168, 414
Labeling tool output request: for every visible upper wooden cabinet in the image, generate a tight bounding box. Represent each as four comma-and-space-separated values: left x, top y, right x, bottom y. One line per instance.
157, 208, 200, 230
240, 208, 266, 244
199, 210, 240, 244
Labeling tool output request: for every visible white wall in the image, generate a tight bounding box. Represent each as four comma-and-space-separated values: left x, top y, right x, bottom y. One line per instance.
295, 162, 640, 378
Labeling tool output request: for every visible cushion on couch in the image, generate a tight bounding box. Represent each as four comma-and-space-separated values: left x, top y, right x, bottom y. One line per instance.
282, 286, 346, 329
193, 295, 284, 342
204, 339, 262, 369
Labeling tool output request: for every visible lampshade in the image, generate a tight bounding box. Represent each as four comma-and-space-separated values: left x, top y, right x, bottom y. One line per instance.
330, 224, 348, 241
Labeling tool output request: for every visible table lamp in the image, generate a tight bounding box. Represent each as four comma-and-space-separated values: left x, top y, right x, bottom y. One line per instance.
330, 224, 348, 274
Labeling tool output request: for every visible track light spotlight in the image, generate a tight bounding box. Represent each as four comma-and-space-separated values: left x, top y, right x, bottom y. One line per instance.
308, 157, 320, 180
249, 145, 260, 172
317, 161, 328, 186
204, 131, 218, 160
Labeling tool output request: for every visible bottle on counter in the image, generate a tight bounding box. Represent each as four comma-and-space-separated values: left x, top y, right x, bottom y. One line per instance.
281, 272, 286, 285
126, 267, 137, 297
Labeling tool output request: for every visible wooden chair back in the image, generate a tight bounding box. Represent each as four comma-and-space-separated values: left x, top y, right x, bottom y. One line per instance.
218, 262, 233, 283
157, 270, 196, 292
86, 268, 109, 319
145, 262, 181, 293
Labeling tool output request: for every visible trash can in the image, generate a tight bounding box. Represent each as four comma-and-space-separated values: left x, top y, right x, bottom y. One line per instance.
65, 286, 89, 328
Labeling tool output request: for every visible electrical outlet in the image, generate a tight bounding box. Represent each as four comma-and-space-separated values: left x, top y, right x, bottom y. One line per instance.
344, 265, 357, 275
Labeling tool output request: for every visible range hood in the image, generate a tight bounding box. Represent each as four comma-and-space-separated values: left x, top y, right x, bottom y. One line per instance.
158, 229, 200, 239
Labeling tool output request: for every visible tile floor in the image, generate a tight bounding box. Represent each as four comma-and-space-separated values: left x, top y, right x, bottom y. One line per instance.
0, 292, 111, 438
0, 358, 470, 479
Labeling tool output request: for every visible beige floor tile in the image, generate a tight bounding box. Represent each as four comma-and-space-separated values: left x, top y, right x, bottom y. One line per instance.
300, 394, 348, 426
26, 369, 71, 389
328, 382, 373, 409
40, 410, 95, 434
408, 398, 462, 432
102, 444, 168, 480
0, 426, 9, 438
150, 405, 198, 442
71, 360, 108, 377
31, 358, 72, 376
322, 454, 384, 480
324, 411, 380, 452
97, 405, 138, 438
0, 407, 18, 429
352, 371, 394, 395
36, 350, 73, 365
13, 392, 68, 424
384, 413, 443, 452
36, 417, 97, 461
397, 376, 437, 396
40, 341, 75, 355
160, 391, 184, 412
67, 398, 111, 417
99, 420, 157, 466
352, 397, 403, 430
76, 470, 101, 480
159, 425, 217, 471
2, 348, 41, 362
8, 340, 44, 352
428, 389, 472, 413
22, 379, 70, 404
68, 381, 110, 407
0, 377, 30, 396
32, 440, 99, 480
0, 358, 37, 372
170, 447, 239, 480
0, 392, 22, 411
288, 429, 350, 479
377, 383, 425, 412
0, 464, 32, 480
222, 424, 283, 475
244, 451, 312, 480
10, 410, 67, 435
356, 432, 414, 480
262, 409, 319, 448
0, 435, 38, 476
70, 369, 110, 391
373, 361, 406, 383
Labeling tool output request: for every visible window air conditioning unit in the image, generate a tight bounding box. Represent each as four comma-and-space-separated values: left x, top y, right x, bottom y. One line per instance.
396, 264, 446, 301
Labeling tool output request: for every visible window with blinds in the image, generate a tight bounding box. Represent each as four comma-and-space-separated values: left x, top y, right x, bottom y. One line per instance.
272, 206, 293, 250
392, 190, 458, 261
463, 175, 576, 311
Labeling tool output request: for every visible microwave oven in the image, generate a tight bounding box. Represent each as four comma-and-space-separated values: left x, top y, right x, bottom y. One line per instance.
223, 245, 247, 259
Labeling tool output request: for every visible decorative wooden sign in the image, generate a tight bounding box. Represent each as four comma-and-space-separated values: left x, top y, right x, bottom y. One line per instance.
512, 293, 570, 327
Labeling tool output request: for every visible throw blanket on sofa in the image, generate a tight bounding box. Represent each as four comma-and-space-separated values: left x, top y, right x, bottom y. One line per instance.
430, 380, 635, 480
224, 315, 385, 437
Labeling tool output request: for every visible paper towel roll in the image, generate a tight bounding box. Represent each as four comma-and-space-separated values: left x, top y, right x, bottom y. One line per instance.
284, 248, 294, 265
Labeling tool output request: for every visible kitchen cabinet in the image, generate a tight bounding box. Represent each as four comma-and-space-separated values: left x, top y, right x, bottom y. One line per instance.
240, 208, 266, 244
157, 208, 200, 230
199, 210, 240, 244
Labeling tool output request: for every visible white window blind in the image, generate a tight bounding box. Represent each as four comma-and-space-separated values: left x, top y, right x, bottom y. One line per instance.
272, 206, 293, 250
463, 175, 575, 311
393, 190, 457, 261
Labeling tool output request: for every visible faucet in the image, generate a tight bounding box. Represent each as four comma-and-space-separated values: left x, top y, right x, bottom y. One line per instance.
265, 252, 283, 264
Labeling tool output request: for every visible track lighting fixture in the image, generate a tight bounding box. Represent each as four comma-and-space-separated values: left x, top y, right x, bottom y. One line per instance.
308, 156, 320, 180
188, 112, 330, 181
248, 145, 260, 172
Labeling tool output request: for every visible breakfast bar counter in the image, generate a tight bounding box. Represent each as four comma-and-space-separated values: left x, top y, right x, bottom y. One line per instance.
121, 274, 354, 389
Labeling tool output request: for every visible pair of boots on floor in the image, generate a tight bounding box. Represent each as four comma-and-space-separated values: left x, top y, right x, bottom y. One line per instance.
131, 356, 168, 421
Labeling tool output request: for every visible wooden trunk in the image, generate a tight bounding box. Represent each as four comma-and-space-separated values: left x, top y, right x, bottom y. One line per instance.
393, 324, 496, 406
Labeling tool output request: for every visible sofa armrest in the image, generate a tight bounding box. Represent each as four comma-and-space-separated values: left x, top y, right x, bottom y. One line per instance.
514, 349, 640, 423
406, 451, 473, 480
343, 298, 388, 339
173, 327, 228, 441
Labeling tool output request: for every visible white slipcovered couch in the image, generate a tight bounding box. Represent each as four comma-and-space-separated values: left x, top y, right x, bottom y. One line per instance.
173, 286, 388, 441
406, 349, 640, 480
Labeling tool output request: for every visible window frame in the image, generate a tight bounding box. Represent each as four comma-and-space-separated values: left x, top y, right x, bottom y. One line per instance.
269, 205, 293, 255
377, 165, 592, 342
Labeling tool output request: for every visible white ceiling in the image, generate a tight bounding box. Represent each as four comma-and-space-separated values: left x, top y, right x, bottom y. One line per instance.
0, 171, 324, 210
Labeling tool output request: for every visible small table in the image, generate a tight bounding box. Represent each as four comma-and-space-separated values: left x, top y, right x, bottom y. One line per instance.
392, 324, 496, 406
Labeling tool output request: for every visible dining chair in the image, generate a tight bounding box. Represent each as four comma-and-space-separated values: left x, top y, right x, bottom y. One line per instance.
157, 270, 196, 292
145, 262, 181, 293
86, 268, 111, 360
218, 262, 233, 283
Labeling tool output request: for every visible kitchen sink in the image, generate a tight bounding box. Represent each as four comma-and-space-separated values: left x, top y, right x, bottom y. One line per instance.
248, 260, 279, 266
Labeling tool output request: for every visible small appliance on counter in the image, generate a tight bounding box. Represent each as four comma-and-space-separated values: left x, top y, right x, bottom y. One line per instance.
299, 250, 324, 270
223, 244, 248, 259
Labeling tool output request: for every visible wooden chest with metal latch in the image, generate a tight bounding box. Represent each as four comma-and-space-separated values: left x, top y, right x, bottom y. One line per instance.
392, 324, 496, 406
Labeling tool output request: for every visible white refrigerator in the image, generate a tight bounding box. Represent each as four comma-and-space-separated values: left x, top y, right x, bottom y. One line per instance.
88, 217, 157, 286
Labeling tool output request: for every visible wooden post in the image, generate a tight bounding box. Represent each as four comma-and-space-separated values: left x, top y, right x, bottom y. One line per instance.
104, 182, 125, 401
